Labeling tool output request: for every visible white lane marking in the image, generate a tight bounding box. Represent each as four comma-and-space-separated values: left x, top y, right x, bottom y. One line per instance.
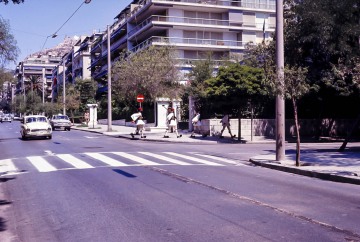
163, 152, 224, 166
85, 153, 129, 167
0, 159, 17, 173
44, 150, 55, 156
57, 154, 94, 169
112, 152, 160, 166
138, 152, 192, 165
27, 156, 57, 172
193, 154, 243, 165
84, 136, 99, 139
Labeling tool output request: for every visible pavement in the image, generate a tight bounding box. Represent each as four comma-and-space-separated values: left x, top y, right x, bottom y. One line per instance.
72, 123, 360, 185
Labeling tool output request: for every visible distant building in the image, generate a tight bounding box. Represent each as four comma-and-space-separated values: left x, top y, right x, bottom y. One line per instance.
14, 37, 78, 102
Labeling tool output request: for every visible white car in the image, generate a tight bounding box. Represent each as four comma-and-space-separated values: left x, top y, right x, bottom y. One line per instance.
1, 114, 12, 123
20, 115, 52, 140
50, 114, 71, 131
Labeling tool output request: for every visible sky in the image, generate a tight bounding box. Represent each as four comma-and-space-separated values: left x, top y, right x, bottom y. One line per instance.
0, 0, 132, 70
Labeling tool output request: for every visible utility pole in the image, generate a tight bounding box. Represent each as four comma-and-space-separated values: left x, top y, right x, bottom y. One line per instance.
107, 25, 112, 132
63, 61, 66, 115
42, 67, 45, 104
276, 0, 286, 161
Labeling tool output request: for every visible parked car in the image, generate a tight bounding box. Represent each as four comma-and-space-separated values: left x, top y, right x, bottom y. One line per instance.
1, 114, 12, 123
50, 114, 71, 131
20, 115, 52, 140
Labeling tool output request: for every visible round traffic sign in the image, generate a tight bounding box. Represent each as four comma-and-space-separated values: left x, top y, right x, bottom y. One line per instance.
136, 94, 144, 103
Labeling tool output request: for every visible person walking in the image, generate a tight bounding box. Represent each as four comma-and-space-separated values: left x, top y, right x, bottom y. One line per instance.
219, 114, 235, 138
164, 115, 182, 138
190, 112, 206, 137
130, 108, 146, 138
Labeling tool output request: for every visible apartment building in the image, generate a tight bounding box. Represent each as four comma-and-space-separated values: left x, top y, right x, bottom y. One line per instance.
51, 33, 102, 102
90, 0, 276, 126
15, 54, 62, 102
91, 0, 276, 82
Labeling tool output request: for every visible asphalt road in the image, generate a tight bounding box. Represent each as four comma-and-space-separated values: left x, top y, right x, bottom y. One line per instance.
1, 122, 360, 242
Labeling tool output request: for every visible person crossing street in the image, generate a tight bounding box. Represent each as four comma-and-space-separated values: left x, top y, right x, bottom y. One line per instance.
130, 108, 146, 138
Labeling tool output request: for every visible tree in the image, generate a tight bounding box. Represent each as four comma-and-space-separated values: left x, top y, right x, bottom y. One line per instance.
112, 45, 182, 109
58, 83, 80, 123
0, 17, 19, 66
74, 77, 97, 114
204, 63, 267, 140
24, 91, 42, 115
246, 44, 311, 166
184, 54, 214, 118
284, 66, 310, 166
0, 0, 24, 4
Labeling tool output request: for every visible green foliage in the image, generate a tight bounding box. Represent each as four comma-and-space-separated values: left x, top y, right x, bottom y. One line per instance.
112, 45, 182, 108
204, 63, 267, 116
24, 91, 42, 115
0, 0, 24, 4
74, 78, 97, 114
0, 17, 19, 66
58, 83, 80, 119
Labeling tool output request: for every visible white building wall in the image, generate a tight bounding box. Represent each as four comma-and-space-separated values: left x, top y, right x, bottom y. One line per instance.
168, 29, 183, 39
168, 8, 183, 17
242, 31, 256, 43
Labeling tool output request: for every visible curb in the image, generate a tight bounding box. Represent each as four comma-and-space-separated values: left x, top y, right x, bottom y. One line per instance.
249, 159, 360, 185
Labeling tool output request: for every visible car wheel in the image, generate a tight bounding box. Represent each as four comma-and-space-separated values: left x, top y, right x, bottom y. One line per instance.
48, 135, 52, 140
67, 127, 71, 131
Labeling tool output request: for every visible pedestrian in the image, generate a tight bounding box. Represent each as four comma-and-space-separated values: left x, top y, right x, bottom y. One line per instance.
190, 112, 206, 137
164, 115, 182, 138
219, 114, 235, 138
166, 107, 175, 133
130, 108, 146, 138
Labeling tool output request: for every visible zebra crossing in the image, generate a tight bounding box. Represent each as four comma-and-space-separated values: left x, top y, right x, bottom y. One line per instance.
0, 152, 243, 175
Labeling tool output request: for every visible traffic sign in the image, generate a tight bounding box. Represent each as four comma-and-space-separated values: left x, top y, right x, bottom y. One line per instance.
136, 94, 144, 103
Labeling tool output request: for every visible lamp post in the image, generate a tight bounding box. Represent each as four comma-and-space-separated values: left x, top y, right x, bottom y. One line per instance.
63, 61, 66, 115
42, 67, 45, 104
275, 0, 285, 161
107, 25, 112, 132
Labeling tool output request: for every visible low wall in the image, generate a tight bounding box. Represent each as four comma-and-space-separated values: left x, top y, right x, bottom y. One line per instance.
98, 118, 360, 138
202, 118, 360, 138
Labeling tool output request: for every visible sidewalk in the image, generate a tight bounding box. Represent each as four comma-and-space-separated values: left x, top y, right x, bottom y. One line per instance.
72, 124, 360, 185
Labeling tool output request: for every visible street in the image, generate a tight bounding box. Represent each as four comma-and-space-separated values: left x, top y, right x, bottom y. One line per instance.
1, 122, 360, 242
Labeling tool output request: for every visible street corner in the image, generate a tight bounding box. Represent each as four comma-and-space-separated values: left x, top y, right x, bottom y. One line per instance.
249, 155, 360, 185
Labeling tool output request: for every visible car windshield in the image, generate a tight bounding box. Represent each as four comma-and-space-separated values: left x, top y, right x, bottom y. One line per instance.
55, 115, 69, 120
27, 117, 47, 123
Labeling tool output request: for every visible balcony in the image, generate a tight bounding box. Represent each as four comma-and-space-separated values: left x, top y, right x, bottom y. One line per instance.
153, 0, 276, 10
128, 15, 275, 38
131, 36, 246, 52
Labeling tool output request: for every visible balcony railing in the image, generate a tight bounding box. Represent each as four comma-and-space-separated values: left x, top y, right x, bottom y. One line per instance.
176, 58, 232, 66
131, 36, 246, 52
154, 0, 276, 10
128, 15, 275, 37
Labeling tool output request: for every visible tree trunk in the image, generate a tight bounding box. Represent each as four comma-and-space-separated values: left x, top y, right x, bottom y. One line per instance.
339, 113, 360, 151
237, 107, 242, 141
292, 98, 301, 167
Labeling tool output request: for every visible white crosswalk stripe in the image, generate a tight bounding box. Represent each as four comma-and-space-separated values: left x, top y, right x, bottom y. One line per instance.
85, 153, 129, 167
0, 152, 239, 175
27, 156, 57, 172
57, 154, 94, 169
138, 152, 192, 165
193, 154, 243, 165
112, 152, 160, 166
163, 152, 224, 166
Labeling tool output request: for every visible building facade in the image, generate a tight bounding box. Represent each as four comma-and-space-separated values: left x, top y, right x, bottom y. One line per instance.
15, 54, 62, 102
90, 0, 276, 83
